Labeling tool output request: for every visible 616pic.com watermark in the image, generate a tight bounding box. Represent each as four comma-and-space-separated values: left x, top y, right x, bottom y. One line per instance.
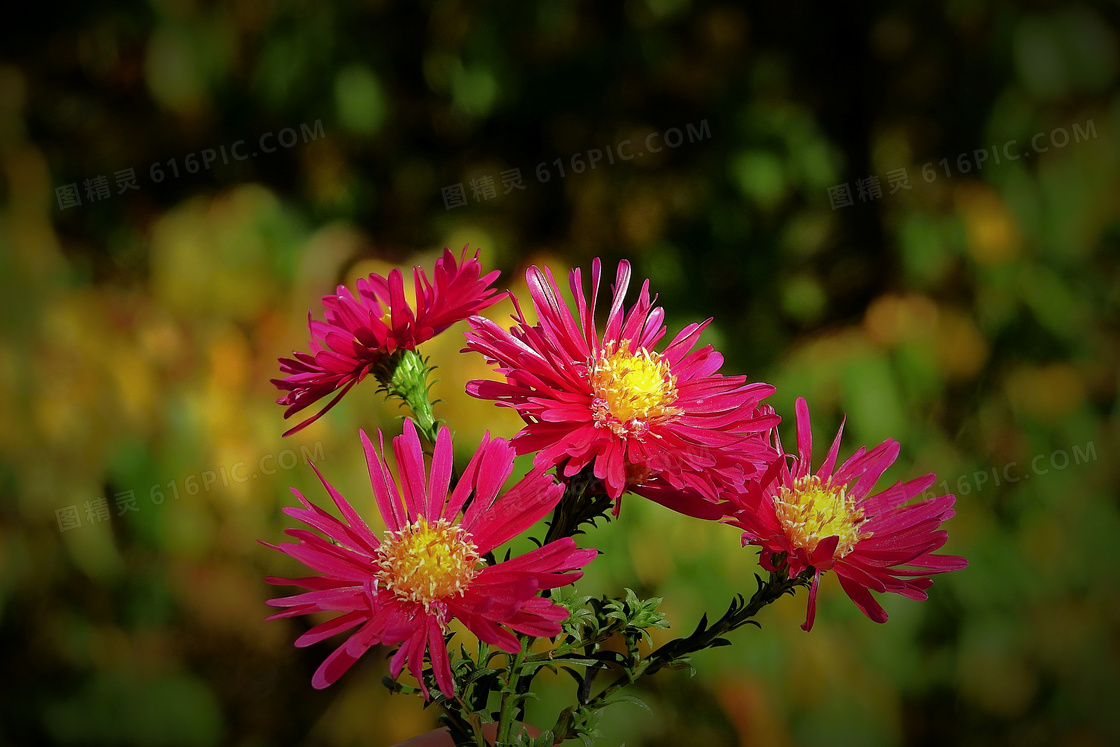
54, 120, 326, 212
828, 119, 1098, 210
55, 441, 326, 534
441, 119, 712, 210
922, 441, 1097, 500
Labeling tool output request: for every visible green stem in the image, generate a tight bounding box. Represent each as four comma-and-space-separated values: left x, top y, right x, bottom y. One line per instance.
375, 348, 441, 445
519, 628, 611, 665
439, 701, 488, 747
496, 640, 529, 745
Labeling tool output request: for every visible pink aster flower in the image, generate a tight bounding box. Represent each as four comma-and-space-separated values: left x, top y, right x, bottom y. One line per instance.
464, 259, 778, 519
264, 419, 596, 696
727, 397, 968, 631
273, 246, 505, 436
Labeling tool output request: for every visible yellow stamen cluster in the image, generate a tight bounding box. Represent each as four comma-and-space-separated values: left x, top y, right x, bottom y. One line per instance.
774, 475, 871, 560
589, 344, 681, 438
374, 517, 482, 612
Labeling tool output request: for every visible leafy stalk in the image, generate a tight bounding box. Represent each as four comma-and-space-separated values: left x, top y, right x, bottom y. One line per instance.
374, 348, 441, 446
584, 568, 812, 710
495, 640, 530, 745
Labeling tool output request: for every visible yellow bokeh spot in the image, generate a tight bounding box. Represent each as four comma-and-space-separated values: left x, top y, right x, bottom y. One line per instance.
954, 182, 1022, 265
935, 308, 989, 381
863, 293, 938, 348
1006, 363, 1086, 422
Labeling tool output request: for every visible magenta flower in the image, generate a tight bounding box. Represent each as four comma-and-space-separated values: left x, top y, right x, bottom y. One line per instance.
264, 420, 596, 696
727, 397, 968, 631
273, 246, 505, 436
464, 259, 778, 519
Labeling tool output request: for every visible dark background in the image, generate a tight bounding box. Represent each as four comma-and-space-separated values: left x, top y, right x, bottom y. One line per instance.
1, 1, 1117, 745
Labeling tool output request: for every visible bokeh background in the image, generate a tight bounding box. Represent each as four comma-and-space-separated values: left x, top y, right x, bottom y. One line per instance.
2, 1, 1118, 745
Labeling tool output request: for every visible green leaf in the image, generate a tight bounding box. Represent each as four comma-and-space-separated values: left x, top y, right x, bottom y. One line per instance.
520, 657, 600, 671
603, 693, 653, 713
463, 667, 500, 685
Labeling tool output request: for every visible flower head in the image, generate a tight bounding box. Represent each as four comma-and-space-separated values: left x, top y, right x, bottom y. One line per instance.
273, 246, 504, 436
728, 397, 968, 631
264, 420, 595, 696
464, 259, 778, 519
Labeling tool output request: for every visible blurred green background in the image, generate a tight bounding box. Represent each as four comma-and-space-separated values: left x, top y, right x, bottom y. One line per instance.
1, 1, 1117, 745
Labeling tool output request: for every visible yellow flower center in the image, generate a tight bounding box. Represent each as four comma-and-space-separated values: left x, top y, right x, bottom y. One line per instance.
773, 475, 871, 560
589, 344, 681, 438
374, 517, 483, 613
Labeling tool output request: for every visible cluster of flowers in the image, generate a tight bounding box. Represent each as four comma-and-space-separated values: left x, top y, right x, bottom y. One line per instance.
264, 247, 966, 714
